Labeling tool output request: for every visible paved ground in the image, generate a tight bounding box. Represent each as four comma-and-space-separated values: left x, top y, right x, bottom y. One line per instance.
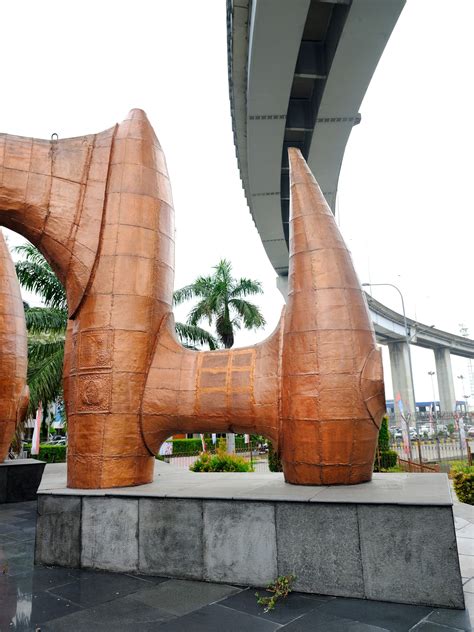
0, 491, 474, 631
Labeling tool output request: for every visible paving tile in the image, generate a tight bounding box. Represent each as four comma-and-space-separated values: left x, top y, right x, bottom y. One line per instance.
280, 608, 389, 631
458, 539, 474, 556
457, 525, 474, 539
124, 572, 170, 584
41, 594, 174, 631
316, 597, 432, 632
465, 580, 474, 594
0, 521, 18, 535
128, 578, 242, 615
48, 570, 150, 607
16, 566, 88, 592
412, 622, 465, 631
427, 590, 474, 630
6, 590, 82, 630
157, 604, 280, 631
0, 538, 35, 560
5, 525, 37, 541
456, 518, 470, 531
460, 556, 474, 578
220, 586, 331, 624
0, 533, 17, 543
0, 553, 35, 576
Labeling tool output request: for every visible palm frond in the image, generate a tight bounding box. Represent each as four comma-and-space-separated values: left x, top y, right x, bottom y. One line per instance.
173, 285, 197, 305
229, 298, 266, 330
28, 335, 65, 365
230, 278, 263, 298
14, 246, 66, 309
175, 322, 219, 350
27, 343, 64, 415
25, 307, 68, 334
187, 301, 214, 328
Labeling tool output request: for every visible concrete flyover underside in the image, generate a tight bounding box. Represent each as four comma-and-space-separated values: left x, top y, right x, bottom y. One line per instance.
227, 0, 406, 275
227, 0, 474, 413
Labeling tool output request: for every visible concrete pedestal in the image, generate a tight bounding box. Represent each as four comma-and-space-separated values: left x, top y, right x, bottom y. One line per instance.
0, 458, 46, 503
35, 465, 464, 609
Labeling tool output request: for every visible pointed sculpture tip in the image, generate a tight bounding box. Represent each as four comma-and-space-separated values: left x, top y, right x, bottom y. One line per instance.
288, 146, 326, 201
126, 108, 148, 121
288, 147, 316, 186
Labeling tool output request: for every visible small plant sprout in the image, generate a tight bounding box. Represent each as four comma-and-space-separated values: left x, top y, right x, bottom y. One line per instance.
255, 574, 296, 613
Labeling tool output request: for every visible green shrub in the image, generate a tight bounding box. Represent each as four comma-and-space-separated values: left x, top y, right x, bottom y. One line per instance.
378, 416, 390, 452
373, 416, 398, 472
453, 470, 474, 505
374, 450, 398, 471
190, 447, 253, 472
24, 443, 67, 463
268, 441, 283, 472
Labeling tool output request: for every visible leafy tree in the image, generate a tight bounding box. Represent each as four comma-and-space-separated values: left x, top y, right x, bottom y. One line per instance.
174, 259, 266, 452
14, 244, 67, 418
173, 259, 266, 349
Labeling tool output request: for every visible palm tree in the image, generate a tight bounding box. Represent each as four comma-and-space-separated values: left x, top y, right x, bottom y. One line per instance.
174, 259, 266, 349
174, 259, 266, 452
14, 244, 67, 419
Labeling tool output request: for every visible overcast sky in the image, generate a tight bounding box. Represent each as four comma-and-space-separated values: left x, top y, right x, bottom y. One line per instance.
1, 0, 473, 404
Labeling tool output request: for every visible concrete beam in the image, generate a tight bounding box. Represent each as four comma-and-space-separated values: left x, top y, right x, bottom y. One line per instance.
388, 341, 416, 417
434, 348, 456, 413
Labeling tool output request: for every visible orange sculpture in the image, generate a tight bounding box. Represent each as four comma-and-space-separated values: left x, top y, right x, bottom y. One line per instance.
0, 111, 384, 487
0, 230, 29, 461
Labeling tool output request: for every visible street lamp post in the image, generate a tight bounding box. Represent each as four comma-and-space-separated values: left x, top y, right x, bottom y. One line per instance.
428, 371, 437, 417
456, 375, 466, 460
457, 375, 466, 412
362, 282, 415, 459
428, 370, 441, 461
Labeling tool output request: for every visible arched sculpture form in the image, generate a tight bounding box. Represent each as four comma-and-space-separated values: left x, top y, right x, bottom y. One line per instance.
0, 230, 29, 461
0, 111, 384, 487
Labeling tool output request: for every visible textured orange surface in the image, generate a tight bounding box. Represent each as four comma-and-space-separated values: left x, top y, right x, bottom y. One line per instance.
0, 112, 384, 487
0, 230, 29, 461
280, 149, 385, 484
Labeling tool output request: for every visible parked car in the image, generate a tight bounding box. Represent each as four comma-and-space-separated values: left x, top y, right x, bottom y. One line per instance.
47, 437, 67, 446
409, 429, 418, 440
418, 425, 435, 439
467, 426, 474, 438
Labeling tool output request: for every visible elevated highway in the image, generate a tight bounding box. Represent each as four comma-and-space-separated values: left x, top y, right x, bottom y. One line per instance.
227, 0, 405, 274
226, 0, 474, 413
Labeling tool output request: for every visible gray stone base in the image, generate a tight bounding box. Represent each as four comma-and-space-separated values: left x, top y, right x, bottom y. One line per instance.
35, 470, 464, 609
0, 458, 46, 503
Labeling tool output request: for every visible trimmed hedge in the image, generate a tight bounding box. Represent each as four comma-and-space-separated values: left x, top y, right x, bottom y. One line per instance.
24, 443, 67, 463
168, 439, 203, 454
157, 436, 247, 456
451, 463, 474, 505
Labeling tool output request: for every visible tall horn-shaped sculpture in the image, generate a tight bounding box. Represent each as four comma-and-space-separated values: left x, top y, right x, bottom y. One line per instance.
0, 112, 383, 488
280, 149, 385, 484
0, 230, 29, 461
